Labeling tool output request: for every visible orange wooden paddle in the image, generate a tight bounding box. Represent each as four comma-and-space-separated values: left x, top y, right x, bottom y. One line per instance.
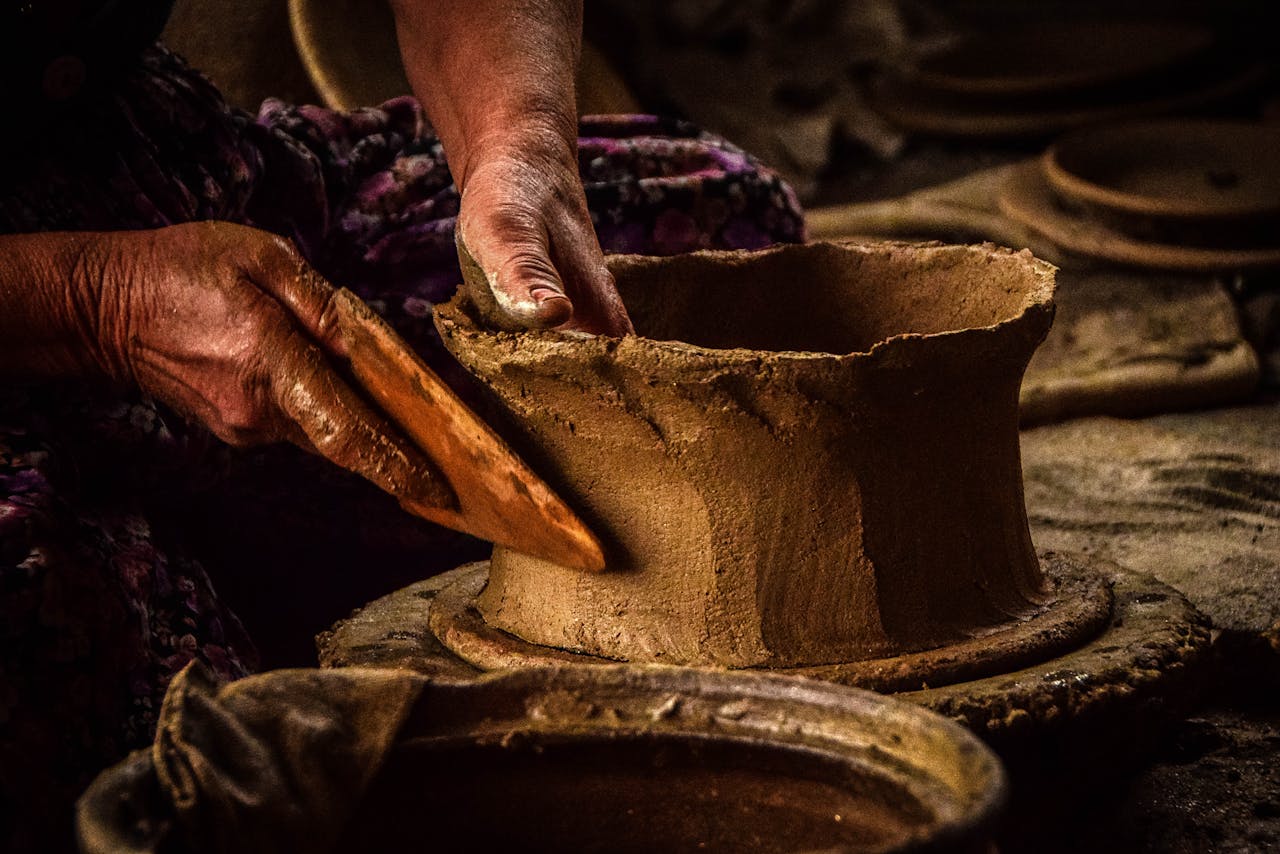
330, 288, 605, 572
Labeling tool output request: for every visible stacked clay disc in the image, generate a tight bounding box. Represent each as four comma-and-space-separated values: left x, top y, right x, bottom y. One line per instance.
999, 119, 1280, 271
869, 20, 1262, 141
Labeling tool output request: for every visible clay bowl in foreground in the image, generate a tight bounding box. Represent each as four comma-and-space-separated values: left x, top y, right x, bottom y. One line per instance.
1042, 120, 1280, 248
436, 241, 1057, 669
342, 665, 1006, 853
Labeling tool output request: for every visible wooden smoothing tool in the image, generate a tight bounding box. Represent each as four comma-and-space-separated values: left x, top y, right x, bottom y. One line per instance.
330, 288, 605, 572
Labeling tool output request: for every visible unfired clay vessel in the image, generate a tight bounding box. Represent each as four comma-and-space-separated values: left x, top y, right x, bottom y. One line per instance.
435, 241, 1057, 668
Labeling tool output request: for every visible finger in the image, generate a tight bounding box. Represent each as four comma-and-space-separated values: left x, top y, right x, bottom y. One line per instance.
456, 207, 574, 332
247, 236, 350, 359
548, 214, 634, 337
268, 332, 456, 513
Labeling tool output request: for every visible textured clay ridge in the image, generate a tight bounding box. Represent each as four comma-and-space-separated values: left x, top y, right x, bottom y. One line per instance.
436, 241, 1058, 667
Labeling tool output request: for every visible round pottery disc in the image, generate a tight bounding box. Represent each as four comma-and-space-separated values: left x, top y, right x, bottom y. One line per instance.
911, 21, 1213, 99
998, 161, 1280, 271
1043, 120, 1280, 222
319, 551, 1210, 740
320, 550, 1208, 737
869, 61, 1266, 141
427, 554, 1113, 693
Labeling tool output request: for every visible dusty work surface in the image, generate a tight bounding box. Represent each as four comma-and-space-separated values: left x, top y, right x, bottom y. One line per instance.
1022, 403, 1280, 638
1005, 401, 1280, 853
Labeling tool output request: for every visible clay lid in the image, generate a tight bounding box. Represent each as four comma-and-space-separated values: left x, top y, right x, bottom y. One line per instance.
1043, 119, 1280, 222
911, 21, 1214, 99
999, 161, 1280, 271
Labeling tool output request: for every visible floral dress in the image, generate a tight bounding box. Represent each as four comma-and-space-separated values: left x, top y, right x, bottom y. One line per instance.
0, 39, 804, 854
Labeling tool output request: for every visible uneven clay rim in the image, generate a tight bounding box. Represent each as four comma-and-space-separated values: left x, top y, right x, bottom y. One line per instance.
381, 665, 1007, 853
426, 553, 1113, 694
437, 241, 1057, 368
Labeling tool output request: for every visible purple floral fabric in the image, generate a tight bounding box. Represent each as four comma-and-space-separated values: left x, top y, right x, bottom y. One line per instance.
0, 45, 804, 850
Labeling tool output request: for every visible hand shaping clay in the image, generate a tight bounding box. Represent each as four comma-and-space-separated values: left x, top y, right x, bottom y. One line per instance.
435, 241, 1057, 667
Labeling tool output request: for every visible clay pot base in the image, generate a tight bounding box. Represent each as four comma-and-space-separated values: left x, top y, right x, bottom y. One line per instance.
319, 553, 1210, 738
429, 553, 1111, 695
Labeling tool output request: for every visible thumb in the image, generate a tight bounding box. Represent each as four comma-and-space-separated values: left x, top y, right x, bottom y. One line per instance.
456, 213, 574, 332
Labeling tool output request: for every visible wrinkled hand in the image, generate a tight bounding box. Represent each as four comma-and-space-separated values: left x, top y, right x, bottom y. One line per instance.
84, 221, 451, 508
455, 124, 634, 337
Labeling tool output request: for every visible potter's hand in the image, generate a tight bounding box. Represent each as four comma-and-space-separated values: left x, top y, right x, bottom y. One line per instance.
389, 0, 633, 336
456, 132, 633, 336
84, 222, 450, 506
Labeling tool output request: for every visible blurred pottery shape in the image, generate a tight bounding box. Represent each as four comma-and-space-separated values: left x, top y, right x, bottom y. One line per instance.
1042, 119, 1280, 248
287, 0, 639, 114
1000, 161, 1280, 272
869, 18, 1267, 141
910, 20, 1213, 99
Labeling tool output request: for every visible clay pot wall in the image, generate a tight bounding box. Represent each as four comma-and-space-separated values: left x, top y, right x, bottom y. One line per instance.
436, 241, 1057, 667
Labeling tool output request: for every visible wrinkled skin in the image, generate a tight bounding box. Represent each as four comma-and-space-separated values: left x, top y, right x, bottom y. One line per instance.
391, 0, 634, 336
0, 0, 625, 513
0, 223, 451, 511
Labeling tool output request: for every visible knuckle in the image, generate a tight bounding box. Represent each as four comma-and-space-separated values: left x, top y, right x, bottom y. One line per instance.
485, 203, 542, 239
313, 288, 342, 341
501, 249, 559, 285
256, 232, 302, 267
235, 296, 291, 343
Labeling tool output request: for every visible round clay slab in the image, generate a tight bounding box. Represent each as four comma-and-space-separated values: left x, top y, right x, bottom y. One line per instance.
1044, 120, 1280, 221
319, 554, 1210, 741
998, 161, 1280, 271
428, 553, 1113, 693
911, 21, 1213, 99
869, 61, 1266, 141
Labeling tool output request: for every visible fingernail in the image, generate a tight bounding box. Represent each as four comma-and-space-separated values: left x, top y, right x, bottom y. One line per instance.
530, 287, 567, 305
530, 291, 573, 327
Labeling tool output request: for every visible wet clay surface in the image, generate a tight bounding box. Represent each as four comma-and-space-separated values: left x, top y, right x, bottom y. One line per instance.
436, 241, 1057, 667
343, 736, 931, 853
